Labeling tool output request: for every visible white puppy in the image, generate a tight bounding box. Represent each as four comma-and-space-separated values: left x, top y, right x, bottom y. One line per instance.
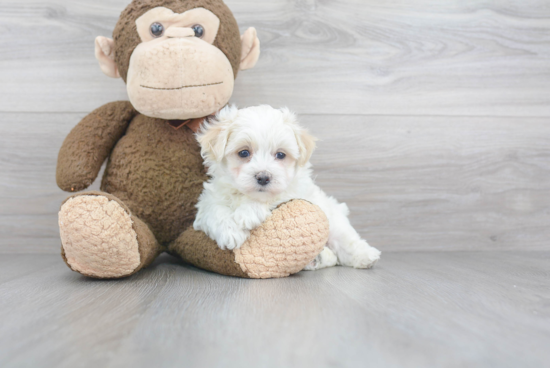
193, 105, 381, 270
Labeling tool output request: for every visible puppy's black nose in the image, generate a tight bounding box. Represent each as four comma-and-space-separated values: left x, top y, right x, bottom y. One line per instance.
256, 172, 271, 186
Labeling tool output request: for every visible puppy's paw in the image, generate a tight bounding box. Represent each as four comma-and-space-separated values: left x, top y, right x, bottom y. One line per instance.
232, 204, 270, 231
210, 221, 250, 250
349, 241, 381, 269
215, 226, 250, 251
303, 247, 338, 271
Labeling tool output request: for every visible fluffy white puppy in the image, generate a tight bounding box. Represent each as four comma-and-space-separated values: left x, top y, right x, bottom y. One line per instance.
193, 105, 381, 270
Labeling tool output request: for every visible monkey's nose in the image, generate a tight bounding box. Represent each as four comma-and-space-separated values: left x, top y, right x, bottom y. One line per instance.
165, 27, 195, 38
255, 172, 272, 186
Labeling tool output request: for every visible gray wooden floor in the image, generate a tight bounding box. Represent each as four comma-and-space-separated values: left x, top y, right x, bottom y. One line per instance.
1, 252, 549, 368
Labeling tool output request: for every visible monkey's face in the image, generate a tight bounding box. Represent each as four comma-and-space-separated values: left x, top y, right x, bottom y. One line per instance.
96, 1, 260, 121
126, 7, 235, 120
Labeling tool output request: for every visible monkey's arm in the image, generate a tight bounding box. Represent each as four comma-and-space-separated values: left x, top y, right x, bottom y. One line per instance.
56, 101, 137, 192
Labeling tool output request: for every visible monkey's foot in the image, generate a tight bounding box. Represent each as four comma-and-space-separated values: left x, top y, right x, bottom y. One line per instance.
234, 200, 329, 278
170, 200, 329, 279
59, 192, 160, 279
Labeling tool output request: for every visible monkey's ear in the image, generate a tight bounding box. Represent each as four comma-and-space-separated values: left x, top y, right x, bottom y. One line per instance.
95, 36, 121, 79
240, 27, 261, 71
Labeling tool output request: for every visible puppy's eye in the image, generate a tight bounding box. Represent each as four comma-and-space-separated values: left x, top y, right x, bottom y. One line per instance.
276, 152, 286, 160
192, 24, 205, 38
150, 22, 165, 37
238, 150, 250, 158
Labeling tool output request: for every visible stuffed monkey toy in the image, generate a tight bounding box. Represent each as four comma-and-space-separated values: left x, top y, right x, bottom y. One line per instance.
56, 0, 329, 279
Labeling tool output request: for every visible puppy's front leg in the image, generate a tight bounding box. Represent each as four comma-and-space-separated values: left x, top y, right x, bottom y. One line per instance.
194, 205, 250, 251
232, 202, 271, 232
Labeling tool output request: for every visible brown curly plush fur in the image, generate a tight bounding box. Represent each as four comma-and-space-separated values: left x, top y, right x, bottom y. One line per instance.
57, 101, 138, 192
101, 112, 207, 244
114, 0, 242, 81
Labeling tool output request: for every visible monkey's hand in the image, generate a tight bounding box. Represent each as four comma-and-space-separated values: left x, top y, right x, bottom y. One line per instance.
56, 101, 137, 192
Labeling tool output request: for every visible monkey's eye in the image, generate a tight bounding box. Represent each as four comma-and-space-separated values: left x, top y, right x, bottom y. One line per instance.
238, 150, 250, 158
276, 152, 286, 160
150, 22, 164, 37
192, 24, 205, 38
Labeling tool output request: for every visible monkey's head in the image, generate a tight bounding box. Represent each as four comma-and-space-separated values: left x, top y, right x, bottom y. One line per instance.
95, 0, 260, 120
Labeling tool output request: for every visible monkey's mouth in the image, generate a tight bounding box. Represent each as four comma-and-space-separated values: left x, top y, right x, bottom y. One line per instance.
140, 81, 223, 90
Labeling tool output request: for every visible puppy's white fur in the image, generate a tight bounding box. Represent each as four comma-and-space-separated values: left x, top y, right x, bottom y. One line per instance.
193, 105, 381, 270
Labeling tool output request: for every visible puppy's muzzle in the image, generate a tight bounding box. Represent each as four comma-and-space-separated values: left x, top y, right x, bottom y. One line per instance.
255, 171, 272, 186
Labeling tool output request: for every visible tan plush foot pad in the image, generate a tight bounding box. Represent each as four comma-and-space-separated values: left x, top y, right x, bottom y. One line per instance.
234, 200, 330, 279
59, 195, 140, 278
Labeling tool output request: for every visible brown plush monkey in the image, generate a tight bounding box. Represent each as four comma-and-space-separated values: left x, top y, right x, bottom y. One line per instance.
56, 0, 329, 279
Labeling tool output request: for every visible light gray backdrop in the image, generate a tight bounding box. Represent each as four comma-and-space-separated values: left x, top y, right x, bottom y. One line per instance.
1, 0, 549, 253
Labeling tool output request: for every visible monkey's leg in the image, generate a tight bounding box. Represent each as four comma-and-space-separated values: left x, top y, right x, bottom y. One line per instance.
59, 191, 163, 279
168, 200, 329, 279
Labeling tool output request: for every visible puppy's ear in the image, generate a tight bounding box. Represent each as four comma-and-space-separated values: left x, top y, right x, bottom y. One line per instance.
296, 129, 317, 166
197, 105, 238, 163
280, 107, 317, 166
